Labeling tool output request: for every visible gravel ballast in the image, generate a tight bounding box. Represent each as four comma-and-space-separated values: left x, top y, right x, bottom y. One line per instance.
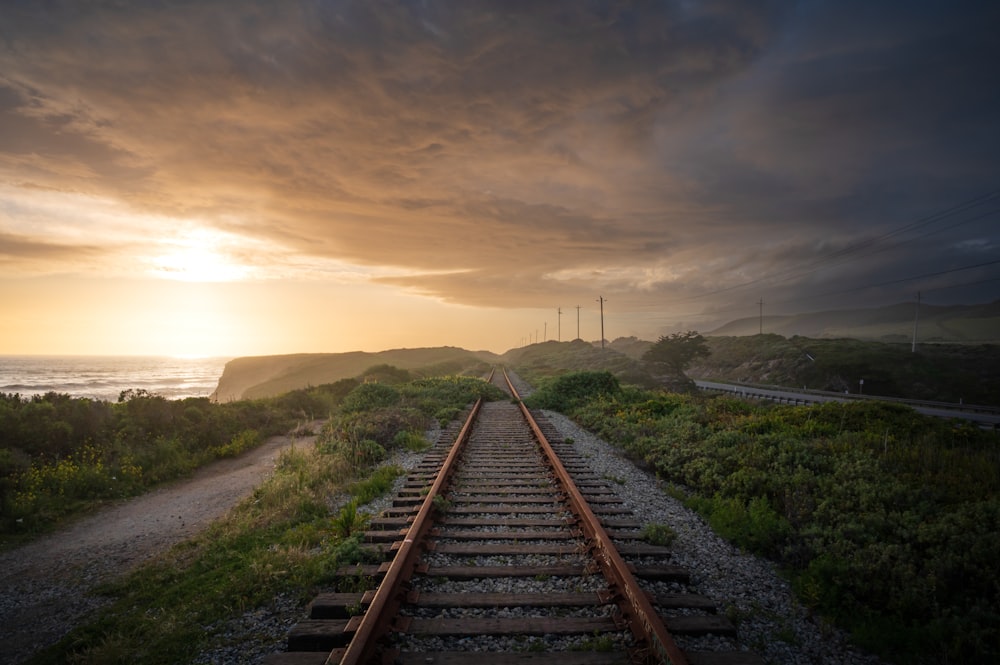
540, 408, 885, 665
2, 394, 888, 665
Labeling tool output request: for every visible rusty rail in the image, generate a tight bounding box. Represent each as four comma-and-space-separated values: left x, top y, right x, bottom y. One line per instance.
334, 394, 486, 665
503, 367, 688, 665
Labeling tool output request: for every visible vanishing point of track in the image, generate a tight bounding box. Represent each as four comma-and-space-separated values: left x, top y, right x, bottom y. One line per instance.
267, 369, 764, 665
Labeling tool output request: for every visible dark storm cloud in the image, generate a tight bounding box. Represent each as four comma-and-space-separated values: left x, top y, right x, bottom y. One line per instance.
0, 0, 997, 323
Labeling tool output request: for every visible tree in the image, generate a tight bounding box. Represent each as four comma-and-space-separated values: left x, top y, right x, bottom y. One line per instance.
643, 331, 710, 374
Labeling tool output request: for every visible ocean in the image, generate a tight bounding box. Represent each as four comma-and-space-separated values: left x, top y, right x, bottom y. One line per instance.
0, 355, 230, 403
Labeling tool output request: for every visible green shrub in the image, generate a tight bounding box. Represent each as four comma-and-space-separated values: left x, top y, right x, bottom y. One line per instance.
392, 430, 431, 452
332, 500, 368, 538
215, 429, 260, 458
433, 406, 461, 427
331, 535, 380, 566
640, 523, 677, 547
340, 383, 401, 413
553, 386, 1000, 664
347, 466, 404, 504
686, 494, 791, 558
329, 407, 426, 451
399, 376, 506, 417
524, 371, 621, 412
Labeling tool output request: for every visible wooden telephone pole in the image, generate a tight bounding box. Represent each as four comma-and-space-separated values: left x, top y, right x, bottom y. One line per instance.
597, 296, 606, 349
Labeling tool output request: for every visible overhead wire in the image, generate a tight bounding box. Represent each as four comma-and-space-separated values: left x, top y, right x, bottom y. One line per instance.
780, 258, 1000, 303
621, 189, 1000, 324
636, 188, 1000, 307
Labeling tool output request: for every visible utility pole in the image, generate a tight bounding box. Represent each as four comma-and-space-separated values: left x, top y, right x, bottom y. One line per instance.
544, 322, 547, 342
597, 296, 606, 349
576, 306, 581, 340
557, 307, 562, 342
912, 291, 921, 353
758, 297, 764, 335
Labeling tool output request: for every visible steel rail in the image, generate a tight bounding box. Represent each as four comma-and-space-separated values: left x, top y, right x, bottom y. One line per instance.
503, 367, 689, 665
334, 383, 488, 665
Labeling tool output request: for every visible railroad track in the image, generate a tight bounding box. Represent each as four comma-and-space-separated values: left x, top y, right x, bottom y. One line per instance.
267, 369, 764, 665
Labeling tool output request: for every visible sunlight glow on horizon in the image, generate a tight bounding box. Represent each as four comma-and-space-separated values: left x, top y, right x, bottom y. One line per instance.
0, 275, 588, 358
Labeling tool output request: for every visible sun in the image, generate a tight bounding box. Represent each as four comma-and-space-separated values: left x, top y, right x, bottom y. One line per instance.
150, 245, 251, 282
146, 227, 256, 282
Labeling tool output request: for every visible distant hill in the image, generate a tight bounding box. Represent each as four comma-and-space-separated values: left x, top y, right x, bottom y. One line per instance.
210, 347, 495, 401
211, 339, 693, 404
208, 312, 1000, 406
605, 336, 653, 360
708, 300, 1000, 343
499, 339, 672, 389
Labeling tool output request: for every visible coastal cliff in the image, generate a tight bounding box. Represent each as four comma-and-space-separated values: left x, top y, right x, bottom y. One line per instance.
209, 347, 494, 402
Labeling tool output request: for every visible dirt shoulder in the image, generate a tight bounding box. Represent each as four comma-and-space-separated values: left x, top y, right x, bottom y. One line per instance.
0, 426, 319, 665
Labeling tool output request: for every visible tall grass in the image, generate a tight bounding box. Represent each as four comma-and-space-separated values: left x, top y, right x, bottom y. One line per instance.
27, 442, 383, 664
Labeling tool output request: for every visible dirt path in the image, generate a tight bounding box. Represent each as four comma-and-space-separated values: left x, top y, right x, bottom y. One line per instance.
0, 426, 320, 665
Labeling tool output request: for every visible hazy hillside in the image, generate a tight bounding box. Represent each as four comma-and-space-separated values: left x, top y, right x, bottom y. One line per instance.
709, 300, 1000, 342
501, 339, 692, 390
211, 347, 496, 401
605, 336, 653, 360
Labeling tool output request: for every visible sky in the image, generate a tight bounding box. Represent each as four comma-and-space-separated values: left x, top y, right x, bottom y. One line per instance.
1, 0, 998, 357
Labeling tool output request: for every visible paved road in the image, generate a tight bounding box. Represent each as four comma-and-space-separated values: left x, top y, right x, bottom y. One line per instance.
695, 380, 1000, 429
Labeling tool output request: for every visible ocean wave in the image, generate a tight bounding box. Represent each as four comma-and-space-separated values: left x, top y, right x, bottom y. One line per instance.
0, 355, 227, 402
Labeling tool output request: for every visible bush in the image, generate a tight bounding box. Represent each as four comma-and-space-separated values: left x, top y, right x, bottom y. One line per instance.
556, 387, 1000, 664
641, 523, 677, 546
1, 389, 307, 535
524, 371, 621, 412
399, 376, 506, 417
347, 466, 404, 505
332, 500, 368, 538
393, 430, 431, 452
433, 406, 461, 427
340, 383, 402, 414
216, 430, 260, 458
687, 494, 791, 558
329, 408, 425, 451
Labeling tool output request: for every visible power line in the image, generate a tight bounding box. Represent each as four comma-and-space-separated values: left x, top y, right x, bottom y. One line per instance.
641, 188, 1000, 307
758, 191, 1000, 290
597, 296, 606, 349
614, 264, 999, 328
762, 206, 1000, 290
919, 275, 1000, 295
793, 258, 1000, 302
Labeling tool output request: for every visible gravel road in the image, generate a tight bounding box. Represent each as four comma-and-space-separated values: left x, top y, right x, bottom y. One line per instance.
0, 426, 319, 665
